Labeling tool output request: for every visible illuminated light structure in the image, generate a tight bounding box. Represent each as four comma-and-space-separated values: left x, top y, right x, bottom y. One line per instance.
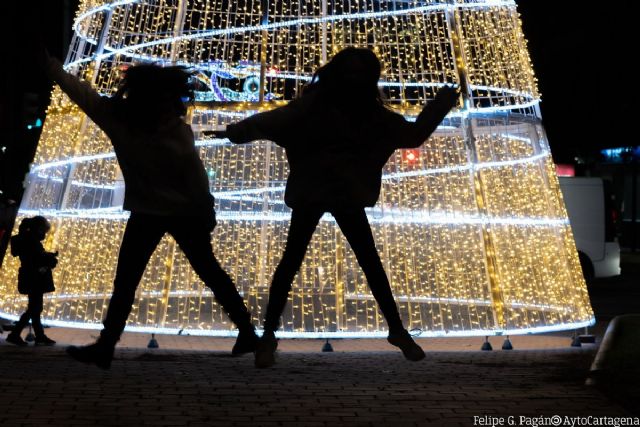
0, 0, 593, 338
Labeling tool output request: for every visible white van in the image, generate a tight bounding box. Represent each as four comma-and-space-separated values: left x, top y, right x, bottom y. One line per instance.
559, 177, 621, 281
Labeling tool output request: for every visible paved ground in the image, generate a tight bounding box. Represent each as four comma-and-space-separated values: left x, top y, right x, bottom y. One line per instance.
1, 252, 639, 426
0, 328, 635, 427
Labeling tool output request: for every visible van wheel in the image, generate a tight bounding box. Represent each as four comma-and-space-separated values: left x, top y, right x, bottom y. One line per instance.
578, 252, 595, 283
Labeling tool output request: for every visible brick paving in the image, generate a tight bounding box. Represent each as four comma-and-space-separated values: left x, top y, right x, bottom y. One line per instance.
0, 327, 634, 427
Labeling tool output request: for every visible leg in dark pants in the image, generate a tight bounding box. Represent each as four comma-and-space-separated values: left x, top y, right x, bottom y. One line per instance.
29, 292, 45, 338
69, 214, 164, 367
69, 213, 254, 366
255, 208, 323, 367
263, 208, 324, 332
332, 208, 424, 361
13, 292, 44, 337
331, 208, 404, 332
100, 214, 165, 345
169, 217, 253, 332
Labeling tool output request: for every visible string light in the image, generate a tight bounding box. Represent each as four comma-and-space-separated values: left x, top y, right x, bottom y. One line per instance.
0, 0, 593, 337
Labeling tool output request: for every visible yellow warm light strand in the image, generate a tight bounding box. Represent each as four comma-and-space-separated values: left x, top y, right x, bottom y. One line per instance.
0, 0, 593, 335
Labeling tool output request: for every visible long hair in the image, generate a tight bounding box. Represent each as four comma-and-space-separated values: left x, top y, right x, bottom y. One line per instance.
303, 47, 383, 108
113, 65, 194, 129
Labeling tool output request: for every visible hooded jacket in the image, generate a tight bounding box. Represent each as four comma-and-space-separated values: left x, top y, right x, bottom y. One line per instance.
10, 231, 57, 294
225, 90, 455, 209
46, 58, 214, 218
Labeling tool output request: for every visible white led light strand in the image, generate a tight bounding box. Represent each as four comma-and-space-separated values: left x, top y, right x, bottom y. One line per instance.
0, 0, 592, 338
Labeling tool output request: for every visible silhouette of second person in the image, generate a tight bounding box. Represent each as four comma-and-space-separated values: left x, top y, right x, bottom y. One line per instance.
215, 47, 459, 367
41, 51, 257, 369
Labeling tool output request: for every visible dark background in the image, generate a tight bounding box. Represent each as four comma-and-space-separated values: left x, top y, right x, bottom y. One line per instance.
517, 1, 634, 164
1, 0, 79, 203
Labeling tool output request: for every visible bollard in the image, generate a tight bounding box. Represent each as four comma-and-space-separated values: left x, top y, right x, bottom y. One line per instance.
502, 336, 513, 350
481, 336, 493, 351
147, 333, 159, 349
321, 338, 334, 352
25, 324, 35, 342
570, 330, 582, 347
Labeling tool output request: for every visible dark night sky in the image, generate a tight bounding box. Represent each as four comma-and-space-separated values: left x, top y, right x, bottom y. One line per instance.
1, 1, 634, 169
517, 1, 634, 163
2, 1, 80, 110
0, 1, 81, 201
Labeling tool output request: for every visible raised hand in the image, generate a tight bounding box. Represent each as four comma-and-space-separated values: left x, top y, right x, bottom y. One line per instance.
435, 85, 460, 108
203, 129, 229, 139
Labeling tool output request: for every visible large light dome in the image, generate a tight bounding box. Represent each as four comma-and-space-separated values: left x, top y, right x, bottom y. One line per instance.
0, 0, 593, 337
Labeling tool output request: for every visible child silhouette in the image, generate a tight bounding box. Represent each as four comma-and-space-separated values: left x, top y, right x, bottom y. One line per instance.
41, 50, 257, 368
213, 47, 459, 367
6, 216, 58, 346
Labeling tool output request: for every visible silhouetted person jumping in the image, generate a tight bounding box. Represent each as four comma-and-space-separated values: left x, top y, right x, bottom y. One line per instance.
6, 216, 57, 346
41, 51, 257, 369
214, 47, 459, 367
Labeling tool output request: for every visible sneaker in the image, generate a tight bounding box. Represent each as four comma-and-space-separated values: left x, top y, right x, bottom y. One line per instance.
35, 336, 56, 346
5, 333, 28, 347
231, 329, 259, 356
66, 343, 114, 370
254, 331, 278, 368
387, 329, 426, 361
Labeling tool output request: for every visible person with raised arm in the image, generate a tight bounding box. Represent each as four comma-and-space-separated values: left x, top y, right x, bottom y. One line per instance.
211, 47, 459, 368
41, 50, 258, 369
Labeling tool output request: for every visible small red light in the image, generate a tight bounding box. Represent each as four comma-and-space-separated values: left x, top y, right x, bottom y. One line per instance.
405, 150, 418, 162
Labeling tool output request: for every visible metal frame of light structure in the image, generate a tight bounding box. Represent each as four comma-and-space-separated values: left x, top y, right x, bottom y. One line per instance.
0, 0, 594, 338
68, 1, 513, 68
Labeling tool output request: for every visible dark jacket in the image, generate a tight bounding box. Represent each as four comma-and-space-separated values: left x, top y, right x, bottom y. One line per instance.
10, 232, 57, 294
46, 58, 214, 219
225, 91, 455, 208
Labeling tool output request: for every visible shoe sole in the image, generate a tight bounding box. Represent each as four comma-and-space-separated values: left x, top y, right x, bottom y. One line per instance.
255, 350, 276, 368
401, 350, 426, 361
5, 338, 28, 347
66, 347, 112, 370
387, 337, 426, 362
254, 338, 277, 368
231, 340, 258, 356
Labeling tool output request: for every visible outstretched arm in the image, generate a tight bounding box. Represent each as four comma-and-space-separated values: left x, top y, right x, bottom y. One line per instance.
394, 86, 459, 149
209, 99, 303, 146
41, 48, 109, 126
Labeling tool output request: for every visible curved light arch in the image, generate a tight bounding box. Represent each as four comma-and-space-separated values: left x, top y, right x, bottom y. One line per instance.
0, 0, 593, 338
